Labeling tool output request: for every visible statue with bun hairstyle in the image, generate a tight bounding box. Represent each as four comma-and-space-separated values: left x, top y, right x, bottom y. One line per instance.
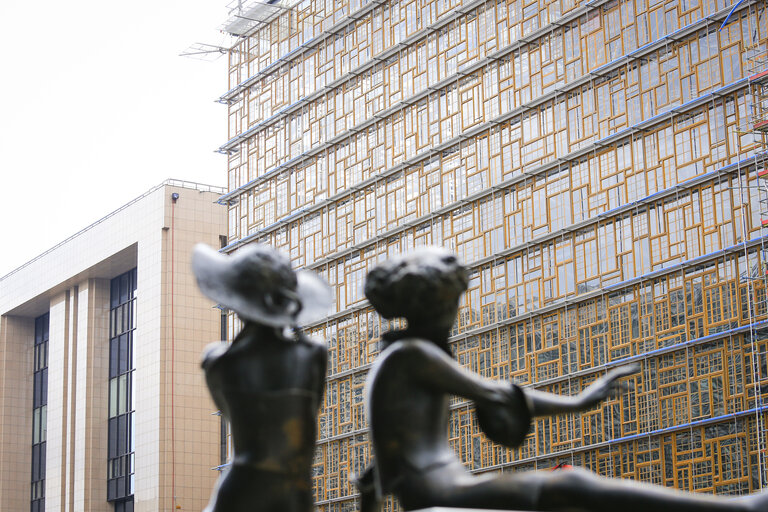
355, 246, 768, 512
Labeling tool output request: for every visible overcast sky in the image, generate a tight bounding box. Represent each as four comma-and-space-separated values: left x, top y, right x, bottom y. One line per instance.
0, 0, 232, 277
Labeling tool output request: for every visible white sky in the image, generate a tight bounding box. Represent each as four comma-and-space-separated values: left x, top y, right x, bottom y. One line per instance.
0, 0, 233, 277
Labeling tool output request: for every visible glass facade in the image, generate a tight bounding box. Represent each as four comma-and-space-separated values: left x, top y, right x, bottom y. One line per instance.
220, 1, 768, 511
108, 269, 136, 510
31, 313, 48, 512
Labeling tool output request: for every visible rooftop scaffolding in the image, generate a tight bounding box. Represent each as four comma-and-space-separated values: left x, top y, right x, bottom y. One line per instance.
180, 0, 300, 61
221, 0, 298, 37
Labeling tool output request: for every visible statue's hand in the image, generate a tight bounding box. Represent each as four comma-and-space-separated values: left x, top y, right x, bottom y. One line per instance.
350, 466, 379, 512
476, 382, 531, 447
578, 364, 638, 408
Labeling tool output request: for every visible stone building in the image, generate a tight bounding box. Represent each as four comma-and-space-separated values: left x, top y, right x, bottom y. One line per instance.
0, 179, 227, 512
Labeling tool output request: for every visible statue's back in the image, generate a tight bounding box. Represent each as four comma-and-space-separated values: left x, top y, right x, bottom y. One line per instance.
203, 329, 326, 512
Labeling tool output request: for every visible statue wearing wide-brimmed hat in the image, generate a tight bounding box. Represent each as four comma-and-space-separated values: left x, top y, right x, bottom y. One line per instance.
193, 243, 332, 512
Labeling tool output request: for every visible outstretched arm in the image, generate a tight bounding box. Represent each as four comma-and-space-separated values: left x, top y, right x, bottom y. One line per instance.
525, 364, 638, 417
398, 341, 637, 410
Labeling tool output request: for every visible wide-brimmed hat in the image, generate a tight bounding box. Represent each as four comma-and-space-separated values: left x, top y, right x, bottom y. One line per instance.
192, 243, 332, 327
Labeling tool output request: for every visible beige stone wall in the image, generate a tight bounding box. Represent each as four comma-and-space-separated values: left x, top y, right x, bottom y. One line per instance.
0, 315, 34, 510
45, 281, 112, 512
74, 279, 111, 512
46, 289, 70, 512
168, 185, 226, 510
135, 185, 225, 511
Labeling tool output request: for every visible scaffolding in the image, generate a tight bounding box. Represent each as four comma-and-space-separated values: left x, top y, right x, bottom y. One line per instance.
739, 40, 768, 489
750, 47, 768, 136
221, 0, 299, 37
180, 0, 301, 61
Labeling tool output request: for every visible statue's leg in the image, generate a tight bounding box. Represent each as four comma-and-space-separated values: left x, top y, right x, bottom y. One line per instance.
394, 466, 542, 511
536, 467, 766, 512
399, 467, 767, 512
204, 466, 312, 512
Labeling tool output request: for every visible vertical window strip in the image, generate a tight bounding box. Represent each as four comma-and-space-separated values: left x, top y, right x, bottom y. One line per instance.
107, 269, 137, 510
31, 312, 48, 512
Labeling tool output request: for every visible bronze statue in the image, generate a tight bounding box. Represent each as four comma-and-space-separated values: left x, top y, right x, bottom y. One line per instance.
192, 244, 332, 512
356, 246, 768, 512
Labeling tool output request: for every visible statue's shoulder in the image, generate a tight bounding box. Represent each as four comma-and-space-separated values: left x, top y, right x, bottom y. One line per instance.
378, 337, 438, 364
368, 338, 438, 391
201, 341, 229, 370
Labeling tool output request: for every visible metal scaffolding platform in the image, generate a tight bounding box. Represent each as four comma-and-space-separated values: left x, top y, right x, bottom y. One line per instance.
221, 0, 299, 37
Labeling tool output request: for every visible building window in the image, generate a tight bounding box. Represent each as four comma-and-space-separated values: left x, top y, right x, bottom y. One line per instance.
31, 312, 49, 512
107, 269, 136, 506
113, 498, 134, 512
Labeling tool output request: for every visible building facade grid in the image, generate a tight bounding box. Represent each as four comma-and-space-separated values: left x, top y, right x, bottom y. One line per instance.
219, 1, 768, 511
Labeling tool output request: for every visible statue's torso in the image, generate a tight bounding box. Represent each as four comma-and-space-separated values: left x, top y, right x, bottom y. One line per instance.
202, 326, 326, 512
367, 339, 465, 490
